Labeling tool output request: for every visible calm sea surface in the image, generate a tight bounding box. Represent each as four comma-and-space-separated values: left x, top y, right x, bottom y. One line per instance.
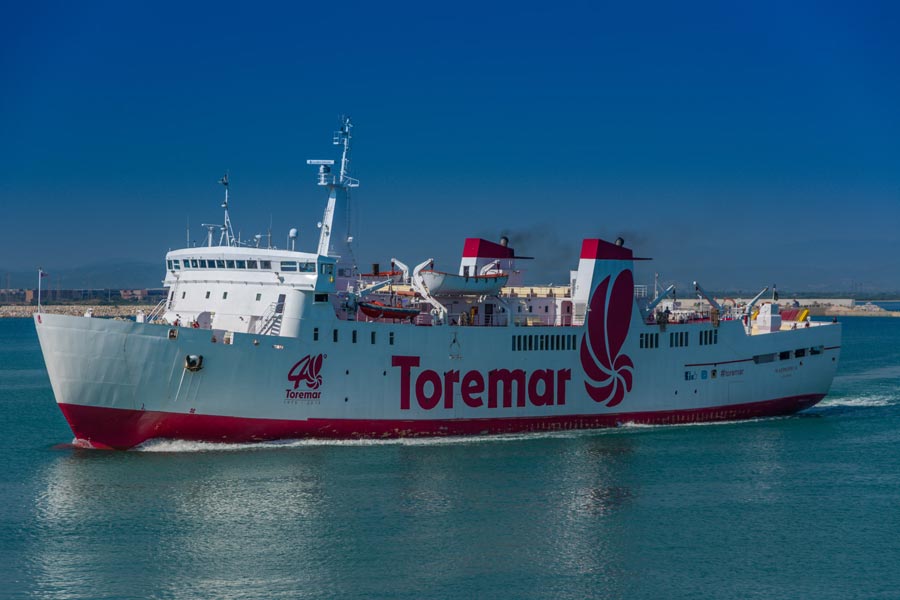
1, 316, 899, 599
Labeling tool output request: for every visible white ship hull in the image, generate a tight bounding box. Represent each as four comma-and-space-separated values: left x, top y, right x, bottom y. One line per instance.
35, 307, 840, 449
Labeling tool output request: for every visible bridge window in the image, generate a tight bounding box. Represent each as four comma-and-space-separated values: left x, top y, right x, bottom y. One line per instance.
191, 259, 199, 268
247, 260, 258, 269
226, 260, 235, 269
216, 260, 225, 269
236, 260, 246, 269
779, 350, 791, 360
281, 261, 298, 272
299, 262, 316, 272
260, 261, 272, 269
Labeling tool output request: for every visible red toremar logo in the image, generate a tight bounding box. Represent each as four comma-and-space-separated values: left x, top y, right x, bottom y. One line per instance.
288, 354, 325, 390
580, 270, 634, 407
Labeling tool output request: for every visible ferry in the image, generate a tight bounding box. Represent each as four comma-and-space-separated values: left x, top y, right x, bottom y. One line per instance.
34, 117, 842, 449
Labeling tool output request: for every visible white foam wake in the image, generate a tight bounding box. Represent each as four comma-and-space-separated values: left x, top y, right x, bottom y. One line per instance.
131, 429, 604, 453
817, 394, 896, 409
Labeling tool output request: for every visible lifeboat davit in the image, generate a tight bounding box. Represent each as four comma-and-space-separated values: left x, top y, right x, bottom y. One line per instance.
358, 301, 420, 321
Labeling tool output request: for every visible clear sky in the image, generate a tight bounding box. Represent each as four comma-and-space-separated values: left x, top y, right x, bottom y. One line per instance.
2, 1, 899, 293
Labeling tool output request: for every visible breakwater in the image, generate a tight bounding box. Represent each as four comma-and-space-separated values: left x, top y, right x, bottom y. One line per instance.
0, 305, 155, 319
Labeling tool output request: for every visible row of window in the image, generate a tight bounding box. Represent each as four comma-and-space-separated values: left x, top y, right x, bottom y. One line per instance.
699, 330, 719, 346
167, 259, 335, 275
174, 291, 264, 301
639, 333, 659, 349
169, 259, 272, 270
312, 327, 396, 346
516, 304, 572, 314
639, 329, 718, 350
512, 334, 578, 352
670, 331, 689, 347
754, 346, 823, 364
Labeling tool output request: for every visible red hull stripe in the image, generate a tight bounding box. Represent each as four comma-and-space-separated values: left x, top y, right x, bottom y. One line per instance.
58, 394, 825, 450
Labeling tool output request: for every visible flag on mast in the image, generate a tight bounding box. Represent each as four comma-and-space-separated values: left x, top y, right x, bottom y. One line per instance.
40, 269, 49, 278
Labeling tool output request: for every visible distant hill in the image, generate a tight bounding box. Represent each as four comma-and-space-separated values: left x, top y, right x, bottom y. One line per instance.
0, 261, 164, 290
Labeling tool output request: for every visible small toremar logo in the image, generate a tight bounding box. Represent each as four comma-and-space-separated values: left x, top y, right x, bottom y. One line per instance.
288, 354, 325, 390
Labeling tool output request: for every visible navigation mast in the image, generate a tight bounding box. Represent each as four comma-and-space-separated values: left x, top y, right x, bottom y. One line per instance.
219, 173, 235, 246
308, 116, 359, 262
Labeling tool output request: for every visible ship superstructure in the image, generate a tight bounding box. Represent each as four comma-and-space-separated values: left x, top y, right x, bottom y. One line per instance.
34, 118, 842, 449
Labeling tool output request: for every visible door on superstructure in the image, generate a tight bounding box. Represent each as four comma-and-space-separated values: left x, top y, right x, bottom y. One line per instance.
484, 303, 494, 326
561, 301, 573, 326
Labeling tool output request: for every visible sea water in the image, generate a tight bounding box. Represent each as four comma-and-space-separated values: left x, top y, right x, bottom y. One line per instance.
1, 316, 899, 599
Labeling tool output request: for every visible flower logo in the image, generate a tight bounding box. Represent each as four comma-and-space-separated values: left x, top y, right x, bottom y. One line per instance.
580, 270, 634, 407
288, 354, 325, 390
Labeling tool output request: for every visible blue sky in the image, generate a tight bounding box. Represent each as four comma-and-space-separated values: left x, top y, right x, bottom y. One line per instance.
2, 1, 899, 292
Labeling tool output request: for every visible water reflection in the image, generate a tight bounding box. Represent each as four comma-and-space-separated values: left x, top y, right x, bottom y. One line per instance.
30, 448, 335, 599
27, 432, 640, 599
